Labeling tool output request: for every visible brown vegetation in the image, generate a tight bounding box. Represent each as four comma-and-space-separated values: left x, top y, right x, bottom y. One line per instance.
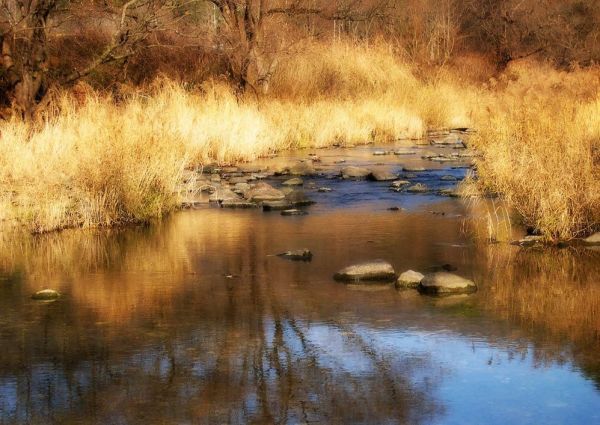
0, 1, 598, 237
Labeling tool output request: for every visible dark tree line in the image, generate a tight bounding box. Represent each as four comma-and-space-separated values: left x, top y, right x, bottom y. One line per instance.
1, 0, 599, 118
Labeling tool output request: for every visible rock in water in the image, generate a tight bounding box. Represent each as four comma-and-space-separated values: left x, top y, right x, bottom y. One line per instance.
396, 270, 424, 289
277, 249, 313, 261
289, 161, 316, 176
403, 166, 427, 172
583, 232, 600, 245
368, 170, 398, 181
282, 177, 304, 186
334, 260, 396, 282
32, 289, 60, 300
406, 183, 429, 193
341, 166, 371, 180
221, 200, 257, 209
262, 200, 293, 211
418, 272, 477, 295
285, 190, 315, 207
245, 182, 285, 202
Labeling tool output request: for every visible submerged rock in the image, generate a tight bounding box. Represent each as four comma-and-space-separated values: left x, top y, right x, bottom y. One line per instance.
418, 272, 477, 295
396, 270, 425, 289
281, 209, 308, 216
368, 170, 398, 181
334, 260, 396, 283
583, 233, 600, 245
245, 182, 285, 202
277, 249, 313, 261
341, 166, 371, 180
32, 289, 61, 301
440, 175, 458, 181
318, 187, 333, 193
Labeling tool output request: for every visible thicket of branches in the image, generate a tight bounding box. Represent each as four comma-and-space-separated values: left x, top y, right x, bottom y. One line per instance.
1, 0, 599, 117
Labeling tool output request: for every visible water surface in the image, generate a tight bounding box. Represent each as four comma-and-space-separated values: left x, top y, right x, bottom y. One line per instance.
1, 143, 599, 424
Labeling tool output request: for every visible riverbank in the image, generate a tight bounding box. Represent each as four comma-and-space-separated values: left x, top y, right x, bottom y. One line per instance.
0, 43, 598, 238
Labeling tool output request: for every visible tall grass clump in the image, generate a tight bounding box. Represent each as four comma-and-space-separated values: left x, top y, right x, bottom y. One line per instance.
471, 63, 600, 240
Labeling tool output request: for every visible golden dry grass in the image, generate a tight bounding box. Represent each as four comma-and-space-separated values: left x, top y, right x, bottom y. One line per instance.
0, 42, 598, 237
470, 62, 600, 240
0, 42, 474, 233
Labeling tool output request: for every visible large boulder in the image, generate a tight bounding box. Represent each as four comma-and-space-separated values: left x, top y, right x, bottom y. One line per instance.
245, 182, 285, 202
341, 166, 371, 180
334, 260, 396, 283
418, 272, 477, 295
396, 270, 424, 289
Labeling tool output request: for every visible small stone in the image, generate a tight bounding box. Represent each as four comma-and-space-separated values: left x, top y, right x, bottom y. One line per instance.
32, 289, 60, 301
390, 180, 411, 189
438, 189, 460, 197
334, 260, 396, 283
394, 150, 417, 155
407, 183, 429, 193
418, 272, 477, 295
318, 187, 333, 193
282, 177, 304, 186
396, 270, 425, 289
583, 232, 600, 245
281, 209, 308, 216
373, 150, 388, 156
277, 249, 313, 261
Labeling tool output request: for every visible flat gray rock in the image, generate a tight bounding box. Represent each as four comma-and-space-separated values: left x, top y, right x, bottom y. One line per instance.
334, 260, 396, 283
418, 272, 477, 295
403, 166, 427, 172
396, 270, 424, 289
